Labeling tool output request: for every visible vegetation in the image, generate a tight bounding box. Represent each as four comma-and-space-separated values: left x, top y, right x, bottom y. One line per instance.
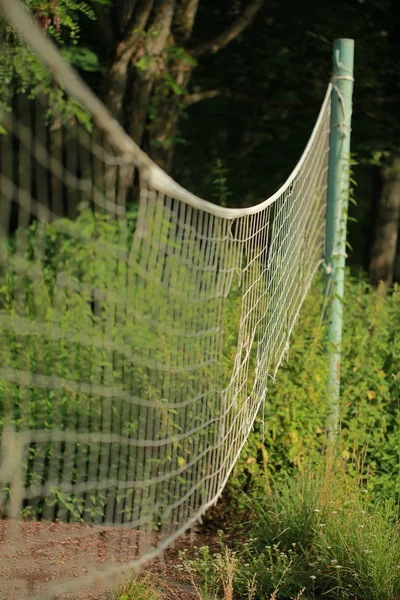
1, 157, 399, 600
195, 271, 400, 599
105, 267, 400, 599
114, 575, 160, 600
104, 265, 399, 599
178, 461, 400, 600
116, 456, 400, 599
0, 0, 106, 129
0, 206, 228, 521
229, 276, 400, 502
1, 1, 400, 599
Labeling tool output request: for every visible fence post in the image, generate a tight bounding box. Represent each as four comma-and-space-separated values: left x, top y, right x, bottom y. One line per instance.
325, 38, 355, 440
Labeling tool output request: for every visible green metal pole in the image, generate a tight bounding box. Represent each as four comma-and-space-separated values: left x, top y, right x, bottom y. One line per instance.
325, 39, 355, 440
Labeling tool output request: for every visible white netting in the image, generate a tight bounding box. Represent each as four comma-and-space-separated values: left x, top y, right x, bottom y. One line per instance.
0, 2, 331, 598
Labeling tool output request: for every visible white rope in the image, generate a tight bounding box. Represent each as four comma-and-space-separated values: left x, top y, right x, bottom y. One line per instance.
330, 72, 353, 138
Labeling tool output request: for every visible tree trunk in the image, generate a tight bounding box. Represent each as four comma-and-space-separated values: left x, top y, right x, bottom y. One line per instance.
102, 0, 199, 196
100, 0, 264, 196
369, 155, 400, 286
102, 0, 155, 122
394, 235, 400, 283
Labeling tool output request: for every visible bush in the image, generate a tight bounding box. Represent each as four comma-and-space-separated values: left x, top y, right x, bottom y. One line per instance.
0, 207, 250, 523
246, 459, 400, 600
229, 274, 400, 503
0, 205, 223, 521
184, 459, 400, 600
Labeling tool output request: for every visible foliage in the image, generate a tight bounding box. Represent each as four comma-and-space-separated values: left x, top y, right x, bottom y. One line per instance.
211, 158, 233, 208
174, 0, 400, 275
2, 204, 399, 523
1, 0, 399, 269
0, 0, 105, 128
245, 460, 400, 600
181, 543, 263, 600
113, 575, 160, 600
181, 461, 400, 600
180, 544, 226, 600
226, 273, 400, 508
0, 205, 231, 522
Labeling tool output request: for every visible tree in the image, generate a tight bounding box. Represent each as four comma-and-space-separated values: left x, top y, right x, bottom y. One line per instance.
173, 0, 400, 282
0, 0, 105, 129
369, 156, 400, 286
96, 0, 265, 172
1, 0, 266, 203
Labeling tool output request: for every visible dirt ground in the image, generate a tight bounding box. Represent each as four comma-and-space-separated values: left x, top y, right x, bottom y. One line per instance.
0, 520, 217, 600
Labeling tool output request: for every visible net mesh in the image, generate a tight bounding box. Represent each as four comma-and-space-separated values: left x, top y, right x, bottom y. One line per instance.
0, 2, 331, 598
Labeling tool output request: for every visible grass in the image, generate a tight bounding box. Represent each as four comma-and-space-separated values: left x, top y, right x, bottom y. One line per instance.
113, 574, 160, 600
148, 453, 400, 600
244, 455, 400, 599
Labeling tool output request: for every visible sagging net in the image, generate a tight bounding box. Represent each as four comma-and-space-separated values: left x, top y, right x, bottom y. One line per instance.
0, 2, 331, 599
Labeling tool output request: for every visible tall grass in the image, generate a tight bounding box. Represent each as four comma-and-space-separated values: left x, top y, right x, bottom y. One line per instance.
113, 575, 160, 600
229, 276, 400, 506
179, 455, 400, 600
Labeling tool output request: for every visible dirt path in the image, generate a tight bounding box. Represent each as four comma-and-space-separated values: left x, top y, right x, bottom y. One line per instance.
0, 520, 212, 600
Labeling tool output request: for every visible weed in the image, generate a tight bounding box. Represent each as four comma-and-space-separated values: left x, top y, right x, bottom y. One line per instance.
243, 456, 400, 599
113, 574, 160, 600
